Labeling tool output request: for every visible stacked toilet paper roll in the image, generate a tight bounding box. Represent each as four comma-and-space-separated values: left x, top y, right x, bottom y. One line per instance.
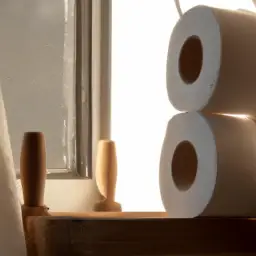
0, 88, 27, 255
160, 5, 256, 217
166, 5, 256, 115
160, 112, 256, 217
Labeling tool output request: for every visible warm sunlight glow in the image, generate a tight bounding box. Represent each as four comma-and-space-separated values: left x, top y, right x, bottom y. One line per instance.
111, 0, 179, 211
221, 114, 249, 119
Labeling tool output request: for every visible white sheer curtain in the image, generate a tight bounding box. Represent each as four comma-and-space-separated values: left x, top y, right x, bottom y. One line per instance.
111, 0, 256, 211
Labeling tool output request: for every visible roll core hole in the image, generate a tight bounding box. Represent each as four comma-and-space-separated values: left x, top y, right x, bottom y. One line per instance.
172, 141, 197, 191
179, 36, 203, 84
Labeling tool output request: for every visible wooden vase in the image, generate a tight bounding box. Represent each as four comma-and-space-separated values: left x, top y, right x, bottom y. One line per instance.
94, 140, 121, 211
20, 132, 49, 218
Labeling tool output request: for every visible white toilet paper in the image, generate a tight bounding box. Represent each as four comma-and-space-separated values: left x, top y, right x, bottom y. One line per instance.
160, 112, 256, 218
166, 5, 256, 115
0, 88, 27, 255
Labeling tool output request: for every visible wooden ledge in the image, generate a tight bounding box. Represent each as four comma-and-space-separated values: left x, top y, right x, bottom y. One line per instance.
28, 217, 256, 255
50, 211, 167, 218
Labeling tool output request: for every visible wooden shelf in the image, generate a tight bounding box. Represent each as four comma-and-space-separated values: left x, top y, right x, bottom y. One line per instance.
28, 217, 256, 255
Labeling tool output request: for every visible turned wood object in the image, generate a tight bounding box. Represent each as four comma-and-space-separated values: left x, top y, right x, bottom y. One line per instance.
93, 140, 121, 211
20, 132, 49, 217
20, 132, 49, 256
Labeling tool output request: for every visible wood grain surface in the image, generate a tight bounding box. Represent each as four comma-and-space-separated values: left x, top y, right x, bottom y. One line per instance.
29, 217, 256, 255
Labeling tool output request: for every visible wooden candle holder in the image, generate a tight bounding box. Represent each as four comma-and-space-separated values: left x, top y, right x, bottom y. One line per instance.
20, 132, 49, 256
93, 140, 122, 212
20, 132, 49, 222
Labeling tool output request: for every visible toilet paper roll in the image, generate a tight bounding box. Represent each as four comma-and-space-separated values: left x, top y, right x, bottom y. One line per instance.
166, 5, 256, 115
160, 112, 256, 218
0, 88, 27, 255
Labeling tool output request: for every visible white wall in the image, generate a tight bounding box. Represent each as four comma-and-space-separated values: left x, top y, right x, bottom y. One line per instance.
0, 0, 98, 211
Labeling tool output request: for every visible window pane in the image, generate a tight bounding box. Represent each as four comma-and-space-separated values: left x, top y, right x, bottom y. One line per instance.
111, 0, 179, 211
0, 0, 73, 170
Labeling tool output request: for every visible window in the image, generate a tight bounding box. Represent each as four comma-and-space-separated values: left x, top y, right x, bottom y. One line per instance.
111, 0, 256, 211
0, 0, 97, 178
